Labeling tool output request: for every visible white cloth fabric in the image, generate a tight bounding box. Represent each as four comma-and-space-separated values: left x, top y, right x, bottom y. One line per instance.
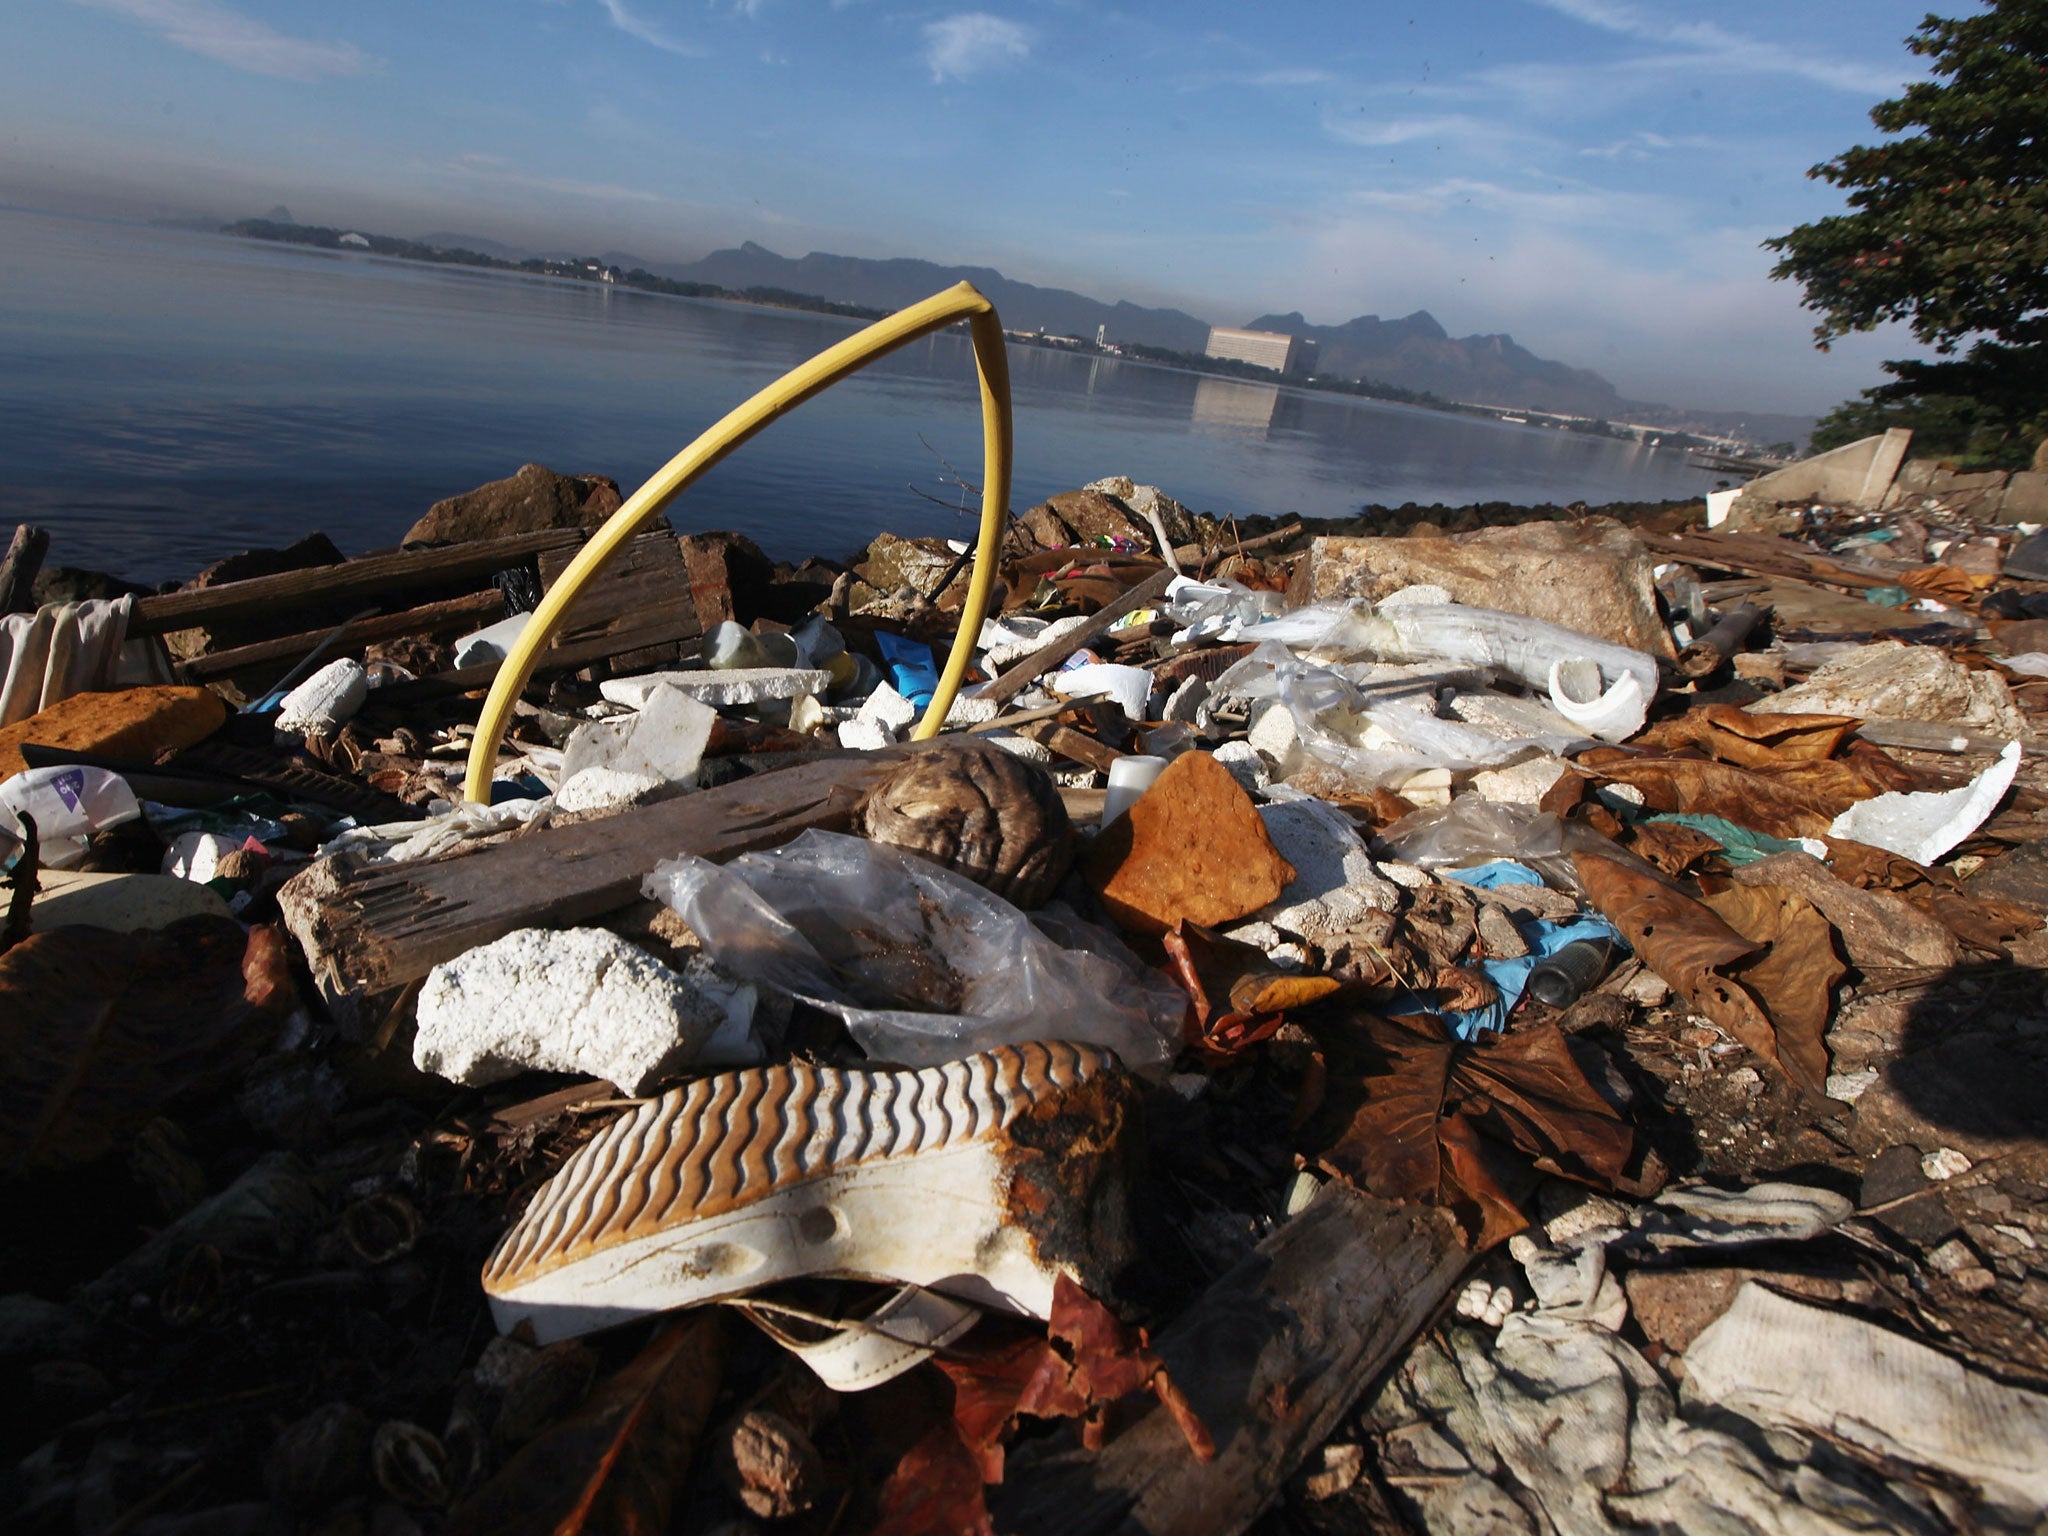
0, 596, 135, 727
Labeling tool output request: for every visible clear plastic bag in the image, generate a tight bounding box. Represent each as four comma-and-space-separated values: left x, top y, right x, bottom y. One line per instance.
643, 829, 1186, 1072
1378, 798, 1668, 893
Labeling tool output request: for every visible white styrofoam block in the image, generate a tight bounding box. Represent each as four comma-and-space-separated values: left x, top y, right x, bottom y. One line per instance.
943, 692, 1002, 726
600, 668, 831, 709
859, 681, 917, 733
554, 767, 665, 815
561, 683, 716, 789
980, 728, 1053, 765
277, 658, 367, 735
1211, 739, 1271, 793
1246, 699, 1300, 764
1235, 799, 1400, 941
1053, 663, 1153, 720
1827, 740, 2022, 865
1470, 755, 1570, 806
837, 716, 897, 751
415, 927, 732, 1094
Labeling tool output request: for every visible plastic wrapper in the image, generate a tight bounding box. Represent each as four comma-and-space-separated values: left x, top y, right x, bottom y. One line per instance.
643, 829, 1186, 1072
1234, 599, 1660, 701
1377, 797, 1664, 893
1225, 644, 1586, 782
0, 764, 141, 869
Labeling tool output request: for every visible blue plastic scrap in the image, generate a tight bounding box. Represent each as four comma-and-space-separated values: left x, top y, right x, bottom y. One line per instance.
874, 630, 939, 708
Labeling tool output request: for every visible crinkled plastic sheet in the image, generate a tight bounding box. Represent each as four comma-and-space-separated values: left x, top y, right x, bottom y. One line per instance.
643, 829, 1186, 1073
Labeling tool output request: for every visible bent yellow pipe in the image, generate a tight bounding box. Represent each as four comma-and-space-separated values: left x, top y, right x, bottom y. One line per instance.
463, 282, 1013, 804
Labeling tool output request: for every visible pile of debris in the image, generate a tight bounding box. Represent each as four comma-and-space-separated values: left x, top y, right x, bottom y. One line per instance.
4, 460, 2048, 1535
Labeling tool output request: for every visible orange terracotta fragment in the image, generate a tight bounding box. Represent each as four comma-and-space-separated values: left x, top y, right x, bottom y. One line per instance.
1083, 751, 1296, 936
0, 686, 227, 782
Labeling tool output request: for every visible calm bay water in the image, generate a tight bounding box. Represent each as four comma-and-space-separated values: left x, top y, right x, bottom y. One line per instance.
0, 209, 1719, 584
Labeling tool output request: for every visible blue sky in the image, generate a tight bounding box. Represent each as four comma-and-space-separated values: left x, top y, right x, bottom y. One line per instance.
1, 0, 1951, 414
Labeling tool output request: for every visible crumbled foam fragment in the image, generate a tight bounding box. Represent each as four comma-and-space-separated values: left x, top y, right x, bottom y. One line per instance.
554, 766, 665, 815
600, 668, 832, 709
837, 681, 918, 750
1470, 755, 1569, 805
1231, 799, 1400, 943
942, 692, 1001, 726
415, 927, 736, 1095
277, 659, 367, 736
1211, 739, 1270, 793
980, 729, 1053, 765
984, 614, 1090, 670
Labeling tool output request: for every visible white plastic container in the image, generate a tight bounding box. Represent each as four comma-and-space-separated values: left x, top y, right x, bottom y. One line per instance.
1101, 755, 1169, 825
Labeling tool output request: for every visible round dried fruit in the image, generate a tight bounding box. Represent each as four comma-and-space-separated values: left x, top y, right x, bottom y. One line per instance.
857, 745, 1072, 907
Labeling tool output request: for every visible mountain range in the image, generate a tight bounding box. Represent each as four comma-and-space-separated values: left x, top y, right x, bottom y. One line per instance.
485, 235, 1807, 442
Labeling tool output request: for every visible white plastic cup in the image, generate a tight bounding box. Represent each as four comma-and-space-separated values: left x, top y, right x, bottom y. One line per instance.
1101, 755, 1169, 825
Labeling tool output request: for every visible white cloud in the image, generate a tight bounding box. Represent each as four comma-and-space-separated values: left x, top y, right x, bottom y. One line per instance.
1322, 113, 1496, 149
67, 0, 371, 81
922, 13, 1030, 83
597, 0, 702, 56
1525, 0, 1912, 96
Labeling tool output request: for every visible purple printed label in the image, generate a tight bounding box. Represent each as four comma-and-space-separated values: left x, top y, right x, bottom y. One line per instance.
52, 769, 85, 813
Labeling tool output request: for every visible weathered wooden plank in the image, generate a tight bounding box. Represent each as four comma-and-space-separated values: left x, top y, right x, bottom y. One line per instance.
989, 1186, 1470, 1536
178, 591, 507, 682
537, 530, 701, 656
279, 752, 904, 1000
981, 568, 1178, 707
130, 529, 583, 635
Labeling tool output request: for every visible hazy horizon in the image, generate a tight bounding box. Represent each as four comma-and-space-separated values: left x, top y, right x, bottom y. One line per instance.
5, 0, 1947, 417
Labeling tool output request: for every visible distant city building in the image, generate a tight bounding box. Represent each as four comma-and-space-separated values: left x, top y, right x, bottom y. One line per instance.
1204, 326, 1314, 375
338, 232, 370, 248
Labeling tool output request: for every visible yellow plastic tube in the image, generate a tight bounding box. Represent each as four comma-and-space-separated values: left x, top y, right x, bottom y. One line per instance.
463, 282, 1013, 804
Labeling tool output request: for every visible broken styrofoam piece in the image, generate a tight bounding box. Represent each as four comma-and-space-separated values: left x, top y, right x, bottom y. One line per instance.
1210, 739, 1271, 794
601, 667, 832, 710
1547, 658, 1648, 744
482, 1041, 1125, 1342
837, 681, 917, 750
1233, 798, 1401, 942
1685, 1283, 2048, 1510
560, 682, 717, 793
1753, 639, 2026, 737
943, 692, 1001, 727
163, 830, 262, 884
1378, 583, 1453, 609
553, 766, 665, 815
1469, 756, 1570, 807
276, 658, 367, 736
414, 926, 741, 1095
451, 612, 532, 670
980, 729, 1053, 766
1828, 739, 2021, 866
1053, 662, 1154, 721
983, 614, 1090, 670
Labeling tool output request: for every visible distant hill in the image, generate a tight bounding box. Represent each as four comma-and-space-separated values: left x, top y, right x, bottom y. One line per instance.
1248, 309, 1627, 418
659, 242, 1213, 352
418, 231, 532, 261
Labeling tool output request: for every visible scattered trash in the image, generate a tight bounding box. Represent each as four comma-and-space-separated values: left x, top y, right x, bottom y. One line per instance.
8, 448, 2048, 1534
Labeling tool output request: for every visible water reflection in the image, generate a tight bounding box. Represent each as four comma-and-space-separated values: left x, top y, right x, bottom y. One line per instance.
1190, 376, 1280, 436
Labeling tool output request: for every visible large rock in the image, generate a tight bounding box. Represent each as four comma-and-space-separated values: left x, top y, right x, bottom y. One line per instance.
0, 686, 226, 783
1084, 750, 1296, 935
402, 463, 623, 546
184, 533, 344, 589
1007, 489, 1156, 557
1289, 517, 1676, 658
853, 533, 961, 606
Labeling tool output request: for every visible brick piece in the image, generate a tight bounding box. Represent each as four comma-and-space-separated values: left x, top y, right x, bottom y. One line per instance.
0, 686, 226, 782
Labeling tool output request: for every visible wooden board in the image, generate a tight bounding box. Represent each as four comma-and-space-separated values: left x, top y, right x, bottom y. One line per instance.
537, 530, 702, 663
130, 529, 583, 636
177, 591, 507, 684
989, 1186, 1470, 1536
278, 752, 906, 1001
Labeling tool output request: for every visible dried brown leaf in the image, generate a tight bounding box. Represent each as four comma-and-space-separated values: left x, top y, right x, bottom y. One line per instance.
1698, 882, 1842, 1097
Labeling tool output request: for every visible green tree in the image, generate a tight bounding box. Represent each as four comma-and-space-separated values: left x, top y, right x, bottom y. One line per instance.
1765, 0, 2048, 468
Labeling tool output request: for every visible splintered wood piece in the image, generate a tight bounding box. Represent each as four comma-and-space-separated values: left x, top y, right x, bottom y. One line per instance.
177, 591, 508, 683
537, 530, 702, 659
987, 1186, 1469, 1536
129, 528, 583, 636
278, 752, 907, 999
980, 569, 1176, 707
